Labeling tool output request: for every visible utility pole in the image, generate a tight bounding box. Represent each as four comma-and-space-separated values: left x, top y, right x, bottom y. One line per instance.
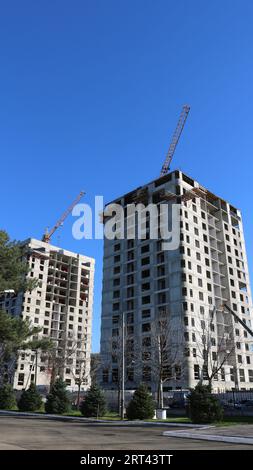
120, 312, 125, 420
158, 334, 163, 409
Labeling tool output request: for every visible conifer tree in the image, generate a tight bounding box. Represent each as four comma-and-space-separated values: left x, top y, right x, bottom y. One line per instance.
80, 384, 107, 418
126, 384, 155, 420
18, 383, 43, 412
45, 378, 70, 414
0, 383, 17, 410
188, 383, 223, 423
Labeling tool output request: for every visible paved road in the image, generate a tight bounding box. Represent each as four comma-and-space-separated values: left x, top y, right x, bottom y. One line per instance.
0, 417, 252, 450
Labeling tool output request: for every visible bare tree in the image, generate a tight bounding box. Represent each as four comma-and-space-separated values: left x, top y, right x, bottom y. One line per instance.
104, 310, 184, 411
111, 333, 131, 414
69, 352, 101, 408
89, 353, 100, 384
104, 317, 141, 415
45, 331, 91, 395
147, 310, 185, 408
194, 307, 239, 389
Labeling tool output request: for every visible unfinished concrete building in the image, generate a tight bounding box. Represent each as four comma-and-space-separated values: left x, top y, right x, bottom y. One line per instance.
100, 170, 253, 393
0, 238, 95, 392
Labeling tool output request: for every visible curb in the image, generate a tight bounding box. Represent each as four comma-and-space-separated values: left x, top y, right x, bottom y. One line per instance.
163, 430, 253, 445
0, 411, 209, 428
0, 411, 112, 423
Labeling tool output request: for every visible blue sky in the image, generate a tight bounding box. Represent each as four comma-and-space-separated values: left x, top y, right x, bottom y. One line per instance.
1, 0, 253, 352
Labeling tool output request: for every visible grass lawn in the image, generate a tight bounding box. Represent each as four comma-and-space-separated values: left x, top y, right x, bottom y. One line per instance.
215, 415, 253, 426
55, 410, 253, 426
63, 410, 82, 417
100, 413, 121, 421
62, 413, 253, 426
148, 415, 253, 426
63, 410, 121, 420
6, 407, 253, 426
148, 416, 191, 424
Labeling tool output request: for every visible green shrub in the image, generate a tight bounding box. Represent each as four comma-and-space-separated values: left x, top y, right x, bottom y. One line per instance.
45, 378, 70, 414
18, 383, 43, 412
126, 384, 155, 420
188, 383, 223, 424
0, 383, 17, 410
80, 384, 107, 417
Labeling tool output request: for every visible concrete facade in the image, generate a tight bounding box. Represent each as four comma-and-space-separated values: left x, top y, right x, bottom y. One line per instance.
0, 238, 95, 392
100, 170, 253, 393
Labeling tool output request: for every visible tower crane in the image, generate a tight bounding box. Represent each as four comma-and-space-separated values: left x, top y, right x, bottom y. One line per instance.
221, 303, 253, 338
160, 104, 190, 177
42, 191, 85, 243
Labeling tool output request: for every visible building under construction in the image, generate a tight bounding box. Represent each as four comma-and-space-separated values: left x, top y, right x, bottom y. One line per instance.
0, 238, 95, 392
100, 107, 253, 393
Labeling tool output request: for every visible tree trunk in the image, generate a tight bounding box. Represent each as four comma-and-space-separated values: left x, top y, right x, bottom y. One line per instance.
50, 361, 57, 390
76, 381, 81, 409
157, 378, 163, 408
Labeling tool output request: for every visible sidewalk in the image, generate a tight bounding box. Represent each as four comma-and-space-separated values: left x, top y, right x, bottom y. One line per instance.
163, 424, 253, 445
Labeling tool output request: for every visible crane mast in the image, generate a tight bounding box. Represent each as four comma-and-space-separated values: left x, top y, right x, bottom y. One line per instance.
42, 191, 85, 243
160, 104, 190, 177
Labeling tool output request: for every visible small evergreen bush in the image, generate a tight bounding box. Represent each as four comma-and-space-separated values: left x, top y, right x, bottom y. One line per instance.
126, 384, 155, 420
80, 384, 107, 417
188, 383, 223, 423
45, 378, 70, 414
0, 384, 17, 410
18, 383, 43, 412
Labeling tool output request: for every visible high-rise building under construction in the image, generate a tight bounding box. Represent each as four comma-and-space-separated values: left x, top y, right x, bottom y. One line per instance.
100, 169, 253, 392
0, 238, 95, 392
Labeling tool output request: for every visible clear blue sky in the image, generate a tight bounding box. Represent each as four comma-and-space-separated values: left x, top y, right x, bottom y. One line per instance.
1, 0, 253, 352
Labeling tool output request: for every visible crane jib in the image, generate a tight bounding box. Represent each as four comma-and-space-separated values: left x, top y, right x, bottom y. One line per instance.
160, 105, 190, 176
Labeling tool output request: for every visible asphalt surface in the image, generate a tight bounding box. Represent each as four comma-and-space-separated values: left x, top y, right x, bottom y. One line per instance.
0, 417, 252, 450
